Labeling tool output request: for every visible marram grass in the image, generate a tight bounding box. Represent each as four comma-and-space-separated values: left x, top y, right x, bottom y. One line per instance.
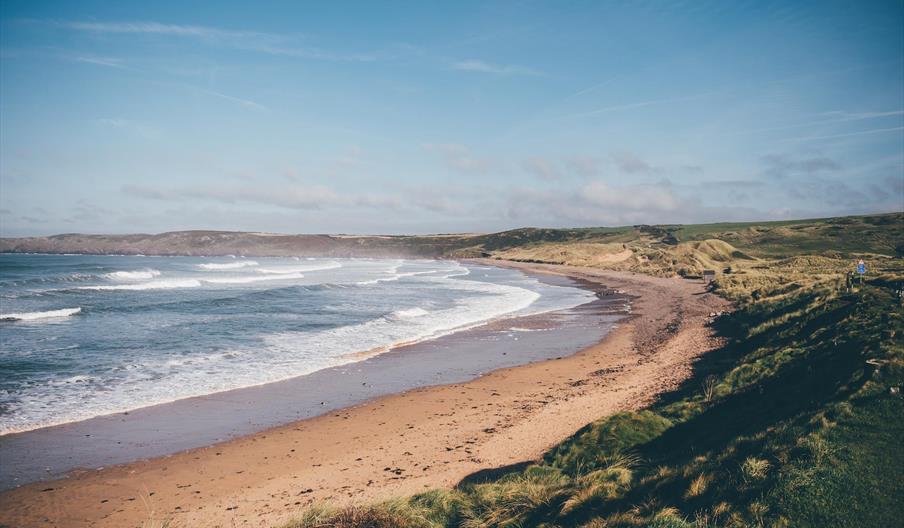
286, 213, 903, 528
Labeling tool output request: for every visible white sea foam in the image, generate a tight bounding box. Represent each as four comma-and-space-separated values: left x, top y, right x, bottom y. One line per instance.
202, 272, 306, 284
255, 262, 342, 274
105, 269, 161, 281
391, 307, 430, 319
79, 279, 202, 291
0, 258, 599, 435
197, 260, 259, 270
1, 307, 82, 321
355, 269, 435, 285
262, 277, 542, 372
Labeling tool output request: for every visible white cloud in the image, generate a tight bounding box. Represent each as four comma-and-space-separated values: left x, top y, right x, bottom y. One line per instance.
563, 91, 717, 119
62, 20, 261, 39
52, 20, 384, 62
611, 151, 657, 175
452, 60, 542, 76
424, 143, 494, 173
522, 158, 560, 180
122, 181, 413, 214
778, 126, 904, 143
73, 55, 126, 68
819, 110, 904, 121
151, 82, 267, 111
123, 183, 341, 210
565, 156, 603, 177
739, 109, 904, 135
580, 181, 682, 212
184, 85, 267, 111
761, 153, 839, 179
98, 118, 160, 139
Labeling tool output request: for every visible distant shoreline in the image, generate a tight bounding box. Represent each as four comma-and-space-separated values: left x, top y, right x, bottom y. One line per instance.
3, 212, 900, 261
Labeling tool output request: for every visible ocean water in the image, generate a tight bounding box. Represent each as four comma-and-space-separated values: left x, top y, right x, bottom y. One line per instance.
0, 254, 594, 435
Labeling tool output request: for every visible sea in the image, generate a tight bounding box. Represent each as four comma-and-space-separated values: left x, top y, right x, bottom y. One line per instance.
0, 254, 596, 436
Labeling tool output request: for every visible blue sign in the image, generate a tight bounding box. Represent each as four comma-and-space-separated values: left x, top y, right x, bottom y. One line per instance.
857, 260, 866, 275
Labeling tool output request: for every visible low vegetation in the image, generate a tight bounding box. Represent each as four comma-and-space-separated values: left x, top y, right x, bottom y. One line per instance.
285, 213, 903, 528
3, 213, 901, 263
486, 213, 901, 278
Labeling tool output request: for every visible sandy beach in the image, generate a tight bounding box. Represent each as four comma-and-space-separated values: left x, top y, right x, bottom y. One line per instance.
0, 261, 729, 528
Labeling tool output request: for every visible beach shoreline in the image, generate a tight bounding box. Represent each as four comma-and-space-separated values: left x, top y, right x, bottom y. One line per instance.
0, 260, 730, 528
0, 267, 620, 489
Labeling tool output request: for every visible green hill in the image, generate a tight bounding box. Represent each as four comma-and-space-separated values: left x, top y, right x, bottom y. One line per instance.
283, 212, 904, 528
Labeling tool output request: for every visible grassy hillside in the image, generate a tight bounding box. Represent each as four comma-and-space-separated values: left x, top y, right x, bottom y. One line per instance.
456, 212, 902, 259
284, 214, 903, 528
479, 213, 902, 278
3, 213, 900, 263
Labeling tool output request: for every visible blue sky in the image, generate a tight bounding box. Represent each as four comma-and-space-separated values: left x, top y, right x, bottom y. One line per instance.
1, 0, 902, 236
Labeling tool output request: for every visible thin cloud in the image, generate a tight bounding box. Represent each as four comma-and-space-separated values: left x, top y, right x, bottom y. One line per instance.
153, 82, 267, 111
820, 110, 904, 120
559, 77, 618, 103
189, 86, 267, 111
60, 20, 262, 39
565, 156, 603, 177
701, 180, 766, 189
778, 126, 904, 143
503, 180, 767, 226
580, 181, 681, 212
563, 91, 717, 119
423, 143, 494, 173
122, 182, 407, 212
736, 109, 904, 135
761, 153, 840, 179
54, 49, 266, 111
46, 19, 385, 62
73, 55, 127, 68
123, 183, 341, 210
522, 158, 561, 180
97, 118, 160, 139
452, 60, 542, 76
611, 151, 657, 175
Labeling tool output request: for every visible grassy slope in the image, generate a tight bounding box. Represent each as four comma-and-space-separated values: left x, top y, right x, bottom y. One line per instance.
283, 213, 903, 527
468, 214, 902, 284
3, 212, 900, 262
462, 213, 902, 259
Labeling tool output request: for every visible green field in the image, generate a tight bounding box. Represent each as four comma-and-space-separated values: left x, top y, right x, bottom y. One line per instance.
285, 213, 904, 528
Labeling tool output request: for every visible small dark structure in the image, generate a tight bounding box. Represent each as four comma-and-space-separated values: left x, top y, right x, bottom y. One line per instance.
702, 269, 716, 284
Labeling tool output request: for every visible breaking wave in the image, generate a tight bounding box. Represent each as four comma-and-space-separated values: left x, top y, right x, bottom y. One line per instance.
1, 307, 82, 322
79, 279, 203, 291
198, 261, 259, 270
105, 269, 161, 281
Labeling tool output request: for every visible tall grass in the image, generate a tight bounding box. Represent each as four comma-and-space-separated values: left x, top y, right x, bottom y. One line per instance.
284, 224, 904, 528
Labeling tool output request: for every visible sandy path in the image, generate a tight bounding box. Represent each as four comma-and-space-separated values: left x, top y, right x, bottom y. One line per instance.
0, 262, 729, 528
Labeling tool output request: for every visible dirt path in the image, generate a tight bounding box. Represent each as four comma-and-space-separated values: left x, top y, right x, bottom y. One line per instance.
0, 262, 729, 528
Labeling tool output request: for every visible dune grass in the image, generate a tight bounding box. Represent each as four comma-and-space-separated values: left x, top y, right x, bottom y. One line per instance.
285, 214, 903, 528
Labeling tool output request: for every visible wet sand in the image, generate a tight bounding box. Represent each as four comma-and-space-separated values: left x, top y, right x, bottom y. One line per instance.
0, 261, 729, 528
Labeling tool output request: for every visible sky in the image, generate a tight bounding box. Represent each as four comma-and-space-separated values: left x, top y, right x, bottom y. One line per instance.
0, 0, 902, 236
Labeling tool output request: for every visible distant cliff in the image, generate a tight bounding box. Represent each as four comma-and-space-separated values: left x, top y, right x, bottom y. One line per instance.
2, 212, 900, 260
0, 231, 477, 258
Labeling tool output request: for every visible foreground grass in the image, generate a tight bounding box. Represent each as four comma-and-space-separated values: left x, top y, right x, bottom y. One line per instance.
285, 217, 903, 528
